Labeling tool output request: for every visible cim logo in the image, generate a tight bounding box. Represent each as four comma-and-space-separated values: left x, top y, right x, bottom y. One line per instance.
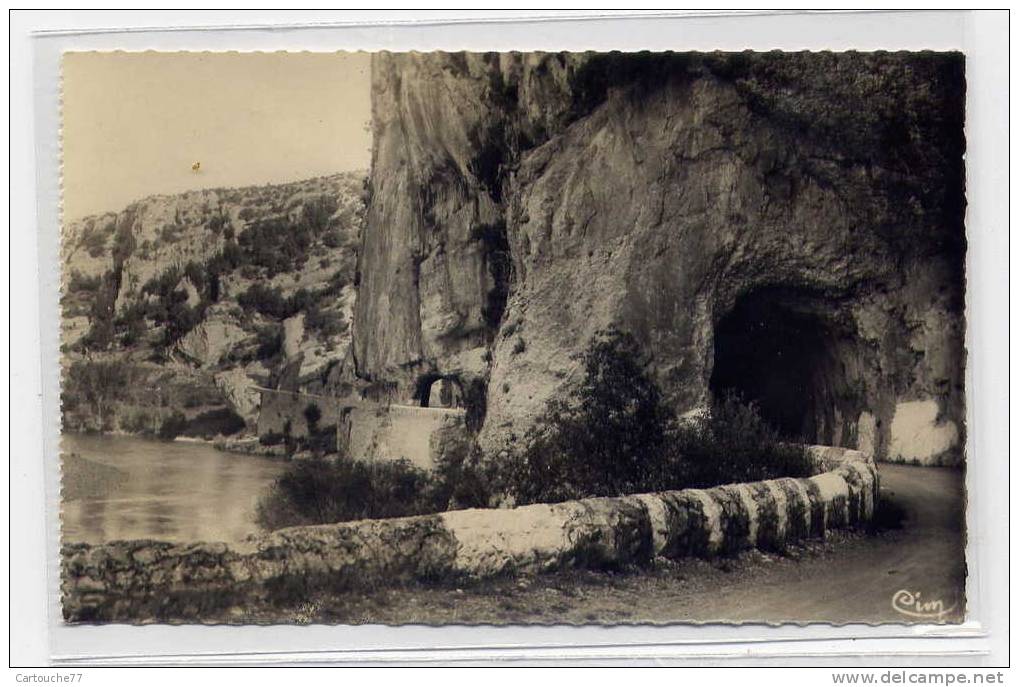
891, 589, 957, 621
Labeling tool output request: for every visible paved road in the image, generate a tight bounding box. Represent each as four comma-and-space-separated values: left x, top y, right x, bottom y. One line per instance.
665, 463, 968, 624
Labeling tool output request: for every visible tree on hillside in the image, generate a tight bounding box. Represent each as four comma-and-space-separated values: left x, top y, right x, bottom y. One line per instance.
63, 358, 133, 431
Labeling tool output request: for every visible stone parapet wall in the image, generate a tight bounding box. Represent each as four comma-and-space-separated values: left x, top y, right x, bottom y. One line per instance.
256, 389, 343, 441
62, 447, 877, 622
343, 404, 466, 469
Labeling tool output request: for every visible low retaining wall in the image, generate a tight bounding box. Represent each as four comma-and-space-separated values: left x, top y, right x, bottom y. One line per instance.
61, 446, 877, 622
343, 404, 467, 469
256, 389, 344, 441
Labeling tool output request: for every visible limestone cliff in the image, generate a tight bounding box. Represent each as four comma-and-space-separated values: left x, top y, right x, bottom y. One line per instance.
353, 52, 966, 466
352, 53, 581, 390
61, 172, 364, 435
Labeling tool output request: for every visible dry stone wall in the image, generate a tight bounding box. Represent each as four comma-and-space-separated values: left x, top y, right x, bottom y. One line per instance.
62, 446, 877, 622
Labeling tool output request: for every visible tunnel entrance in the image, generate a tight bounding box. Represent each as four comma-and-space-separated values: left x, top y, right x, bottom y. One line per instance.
710, 287, 852, 443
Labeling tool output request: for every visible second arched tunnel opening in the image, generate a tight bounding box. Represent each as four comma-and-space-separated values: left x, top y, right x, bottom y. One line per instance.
709, 286, 860, 445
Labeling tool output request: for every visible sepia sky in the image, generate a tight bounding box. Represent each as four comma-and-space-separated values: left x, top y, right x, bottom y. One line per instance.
62, 51, 372, 221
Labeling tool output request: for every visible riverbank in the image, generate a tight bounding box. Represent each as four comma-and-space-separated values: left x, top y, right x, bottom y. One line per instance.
64, 428, 293, 460
211, 434, 288, 459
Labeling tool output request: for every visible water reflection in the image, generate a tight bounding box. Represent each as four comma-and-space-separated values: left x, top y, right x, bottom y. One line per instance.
61, 433, 286, 544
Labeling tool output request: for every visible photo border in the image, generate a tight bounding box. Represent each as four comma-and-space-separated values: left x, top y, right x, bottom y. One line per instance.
11, 9, 1009, 666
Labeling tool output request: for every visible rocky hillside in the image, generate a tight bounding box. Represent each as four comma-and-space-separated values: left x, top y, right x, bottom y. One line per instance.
61, 172, 364, 436
350, 52, 966, 465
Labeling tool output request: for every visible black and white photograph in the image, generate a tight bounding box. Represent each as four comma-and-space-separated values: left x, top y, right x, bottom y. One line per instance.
56, 47, 970, 628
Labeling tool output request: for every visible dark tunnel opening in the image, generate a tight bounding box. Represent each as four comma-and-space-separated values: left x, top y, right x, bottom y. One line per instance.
710, 287, 850, 443
414, 374, 442, 407
414, 374, 464, 409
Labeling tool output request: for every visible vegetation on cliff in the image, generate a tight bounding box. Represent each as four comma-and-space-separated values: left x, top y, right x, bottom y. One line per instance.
61, 172, 365, 437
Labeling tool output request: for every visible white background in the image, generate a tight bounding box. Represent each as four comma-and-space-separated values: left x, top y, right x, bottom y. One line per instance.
7, 9, 1012, 669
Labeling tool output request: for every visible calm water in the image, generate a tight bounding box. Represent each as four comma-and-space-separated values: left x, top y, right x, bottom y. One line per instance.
61, 433, 287, 544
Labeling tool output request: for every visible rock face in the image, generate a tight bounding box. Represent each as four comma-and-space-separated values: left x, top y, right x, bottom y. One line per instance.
62, 172, 364, 436
353, 52, 967, 466
214, 368, 262, 429
352, 53, 581, 396
176, 316, 249, 368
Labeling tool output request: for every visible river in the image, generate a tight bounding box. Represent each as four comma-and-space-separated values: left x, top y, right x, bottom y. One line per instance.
61, 433, 287, 544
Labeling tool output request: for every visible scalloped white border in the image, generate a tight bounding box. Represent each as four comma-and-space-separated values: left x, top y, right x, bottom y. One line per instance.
11, 9, 1009, 666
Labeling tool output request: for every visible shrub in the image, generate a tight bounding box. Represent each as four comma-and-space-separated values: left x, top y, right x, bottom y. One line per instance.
207, 212, 230, 235
160, 302, 202, 346
157, 411, 188, 441
82, 227, 108, 258
670, 393, 814, 488
81, 271, 120, 351
120, 408, 155, 435
286, 287, 315, 313
300, 424, 337, 455
322, 231, 343, 249
260, 432, 285, 447
117, 307, 148, 347
303, 403, 322, 430
238, 283, 290, 319
235, 205, 336, 277
255, 323, 283, 361
303, 195, 338, 232
113, 296, 147, 333
305, 305, 347, 338
253, 330, 816, 529
499, 330, 812, 506
62, 358, 134, 431
506, 328, 674, 504
66, 270, 102, 294
237, 284, 329, 323
255, 457, 442, 531
159, 224, 180, 244
430, 438, 496, 510
111, 221, 136, 266
180, 407, 247, 439
322, 268, 349, 296
182, 260, 206, 294
138, 267, 204, 346
141, 268, 181, 299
